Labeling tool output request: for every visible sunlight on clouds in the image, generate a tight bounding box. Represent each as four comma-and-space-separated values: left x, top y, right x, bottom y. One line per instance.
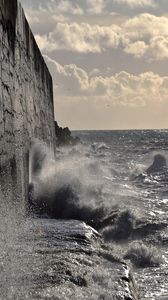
124, 13, 168, 38
44, 55, 168, 108
36, 22, 120, 53
43, 55, 89, 96
20, 0, 168, 129
124, 41, 147, 58
147, 36, 168, 61
123, 14, 168, 60
35, 13, 168, 61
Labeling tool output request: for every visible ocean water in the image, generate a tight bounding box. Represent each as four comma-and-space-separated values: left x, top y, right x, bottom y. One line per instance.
72, 130, 168, 299
1, 130, 168, 299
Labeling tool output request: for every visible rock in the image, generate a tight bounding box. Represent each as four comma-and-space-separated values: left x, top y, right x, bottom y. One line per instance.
146, 154, 167, 174
55, 121, 80, 146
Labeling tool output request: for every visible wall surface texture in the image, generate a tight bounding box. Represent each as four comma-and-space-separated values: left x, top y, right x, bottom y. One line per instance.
0, 0, 56, 205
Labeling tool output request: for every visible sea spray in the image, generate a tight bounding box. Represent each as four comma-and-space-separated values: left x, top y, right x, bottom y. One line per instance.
28, 140, 115, 227
1, 130, 168, 299
124, 242, 163, 267
27, 130, 168, 299
28, 140, 166, 236
102, 209, 137, 241
0, 189, 36, 298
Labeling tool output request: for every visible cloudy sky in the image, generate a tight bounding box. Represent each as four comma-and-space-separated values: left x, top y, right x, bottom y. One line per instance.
20, 0, 168, 130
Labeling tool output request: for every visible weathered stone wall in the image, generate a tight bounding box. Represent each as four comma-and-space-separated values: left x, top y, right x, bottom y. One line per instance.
0, 0, 56, 205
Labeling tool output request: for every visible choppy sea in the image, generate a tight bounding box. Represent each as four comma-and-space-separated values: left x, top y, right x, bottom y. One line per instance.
1, 130, 168, 299
72, 130, 168, 299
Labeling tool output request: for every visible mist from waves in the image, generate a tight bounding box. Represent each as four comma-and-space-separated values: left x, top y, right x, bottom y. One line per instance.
1, 131, 167, 299
0, 190, 37, 298
28, 140, 117, 229
29, 140, 145, 233
28, 140, 165, 269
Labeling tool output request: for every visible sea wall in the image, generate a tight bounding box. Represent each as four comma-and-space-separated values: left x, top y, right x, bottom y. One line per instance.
0, 0, 56, 205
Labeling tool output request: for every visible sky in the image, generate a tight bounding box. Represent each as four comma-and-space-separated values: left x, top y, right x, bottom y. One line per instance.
20, 0, 168, 130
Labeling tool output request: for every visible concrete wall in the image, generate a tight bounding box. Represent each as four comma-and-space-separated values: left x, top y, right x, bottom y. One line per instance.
0, 0, 56, 205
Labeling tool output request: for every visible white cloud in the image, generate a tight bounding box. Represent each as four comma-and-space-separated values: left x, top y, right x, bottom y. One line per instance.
86, 0, 105, 14
44, 55, 168, 107
36, 22, 120, 53
54, 0, 83, 15
20, 0, 168, 129
122, 14, 168, 60
113, 0, 157, 8
43, 55, 89, 96
88, 71, 167, 106
146, 36, 168, 61
24, 8, 68, 33
35, 13, 168, 61
23, 0, 84, 32
89, 68, 101, 76
38, 0, 84, 16
123, 13, 168, 38
124, 41, 147, 57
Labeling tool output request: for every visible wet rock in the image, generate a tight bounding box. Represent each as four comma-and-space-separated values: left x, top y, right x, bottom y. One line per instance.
7, 219, 138, 300
146, 154, 167, 174
55, 121, 80, 146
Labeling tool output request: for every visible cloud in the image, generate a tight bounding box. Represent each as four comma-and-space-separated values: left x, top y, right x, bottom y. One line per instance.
35, 13, 168, 61
44, 55, 168, 107
36, 22, 120, 53
123, 13, 168, 38
36, 0, 84, 16
122, 14, 168, 60
145, 36, 168, 61
24, 8, 68, 35
124, 41, 147, 57
89, 71, 167, 106
113, 0, 157, 8
86, 0, 105, 14
54, 0, 83, 15
22, 0, 106, 21
43, 55, 89, 96
22, 0, 84, 34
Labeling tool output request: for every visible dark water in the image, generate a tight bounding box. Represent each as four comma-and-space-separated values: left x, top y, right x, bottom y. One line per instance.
71, 130, 168, 299
1, 130, 168, 299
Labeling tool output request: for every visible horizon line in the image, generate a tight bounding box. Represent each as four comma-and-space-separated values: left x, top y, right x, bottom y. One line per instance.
71, 128, 168, 131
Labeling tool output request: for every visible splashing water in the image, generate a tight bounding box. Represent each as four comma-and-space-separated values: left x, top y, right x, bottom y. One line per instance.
1, 130, 168, 299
